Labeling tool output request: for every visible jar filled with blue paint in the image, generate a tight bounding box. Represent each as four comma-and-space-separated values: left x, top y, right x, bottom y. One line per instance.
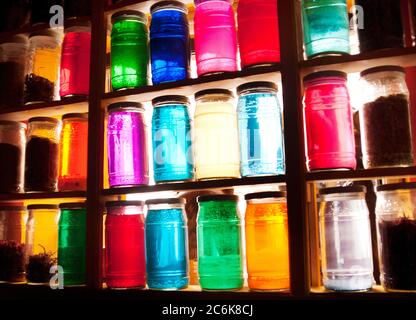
237, 81, 285, 177
150, 1, 190, 85
145, 198, 189, 290
151, 95, 194, 183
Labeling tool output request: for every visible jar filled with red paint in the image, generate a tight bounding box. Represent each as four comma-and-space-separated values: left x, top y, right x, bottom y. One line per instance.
59, 22, 91, 98
237, 0, 280, 68
105, 201, 146, 289
303, 70, 356, 171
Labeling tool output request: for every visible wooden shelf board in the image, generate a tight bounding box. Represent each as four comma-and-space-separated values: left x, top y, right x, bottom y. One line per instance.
102, 65, 281, 104
103, 175, 286, 196
300, 47, 416, 74
310, 286, 416, 299
0, 97, 88, 121
306, 167, 416, 182
0, 191, 86, 202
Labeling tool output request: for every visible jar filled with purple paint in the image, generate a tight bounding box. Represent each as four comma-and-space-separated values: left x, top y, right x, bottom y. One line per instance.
107, 102, 149, 187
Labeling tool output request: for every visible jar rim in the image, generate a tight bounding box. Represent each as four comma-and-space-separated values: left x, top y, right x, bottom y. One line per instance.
111, 10, 147, 23
150, 1, 188, 14
152, 95, 190, 106
320, 185, 367, 195
145, 198, 186, 205
28, 117, 61, 124
29, 29, 59, 39
360, 65, 405, 77
107, 101, 144, 112
0, 120, 27, 129
59, 202, 87, 209
62, 113, 89, 120
376, 182, 416, 192
27, 204, 59, 210
237, 82, 278, 95
195, 89, 233, 100
197, 194, 238, 202
105, 200, 144, 207
245, 191, 286, 200
303, 70, 347, 83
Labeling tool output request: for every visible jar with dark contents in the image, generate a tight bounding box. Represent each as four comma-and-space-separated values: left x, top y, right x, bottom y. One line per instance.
25, 117, 61, 192
359, 66, 414, 169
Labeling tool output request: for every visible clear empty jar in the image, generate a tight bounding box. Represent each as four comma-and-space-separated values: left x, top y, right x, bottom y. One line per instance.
376, 183, 416, 292
194, 89, 240, 180
25, 117, 62, 192
0, 121, 26, 193
359, 66, 413, 169
0, 205, 27, 283
0, 35, 28, 109
107, 102, 149, 187
25, 29, 61, 104
319, 186, 374, 291
26, 204, 60, 284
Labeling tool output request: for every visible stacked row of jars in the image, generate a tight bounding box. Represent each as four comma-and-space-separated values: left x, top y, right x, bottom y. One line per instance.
105, 192, 290, 291
110, 0, 280, 89
0, 22, 91, 109
303, 65, 414, 171
106, 81, 285, 187
0, 114, 88, 194
0, 0, 91, 32
301, 0, 416, 58
0, 203, 86, 286
318, 183, 416, 292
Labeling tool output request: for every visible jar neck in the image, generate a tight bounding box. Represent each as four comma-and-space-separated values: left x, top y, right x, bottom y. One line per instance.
147, 203, 185, 211
247, 198, 285, 205
107, 206, 144, 215
320, 192, 366, 202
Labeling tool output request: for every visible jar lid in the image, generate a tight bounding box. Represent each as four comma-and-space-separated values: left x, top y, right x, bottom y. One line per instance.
29, 29, 58, 39
0, 120, 27, 129
195, 89, 234, 100
59, 202, 87, 209
197, 194, 239, 202
360, 65, 405, 77
152, 95, 190, 106
112, 10, 147, 23
27, 204, 59, 210
319, 185, 367, 195
0, 206, 26, 211
303, 70, 347, 83
145, 198, 186, 205
62, 113, 89, 120
0, 34, 28, 45
105, 200, 144, 207
376, 182, 416, 192
150, 1, 188, 14
64, 20, 91, 31
28, 117, 60, 124
245, 191, 286, 200
237, 82, 278, 95
107, 101, 144, 112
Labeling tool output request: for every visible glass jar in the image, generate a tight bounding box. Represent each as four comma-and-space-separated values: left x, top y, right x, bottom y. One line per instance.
60, 22, 91, 98
245, 192, 290, 291
107, 102, 149, 187
150, 1, 190, 84
58, 203, 86, 286
151, 95, 194, 183
355, 0, 404, 53
301, 0, 350, 58
375, 183, 416, 292
25, 117, 61, 192
24, 29, 61, 104
105, 201, 146, 289
0, 121, 26, 193
64, 0, 91, 20
359, 66, 413, 169
58, 113, 88, 191
237, 81, 285, 177
237, 0, 280, 68
197, 194, 243, 291
111, 10, 149, 90
319, 186, 374, 291
26, 204, 60, 285
0, 0, 30, 33
0, 36, 28, 109
194, 89, 240, 180
145, 198, 189, 290
30, 0, 63, 26
0, 205, 27, 283
194, 0, 238, 76
303, 71, 356, 171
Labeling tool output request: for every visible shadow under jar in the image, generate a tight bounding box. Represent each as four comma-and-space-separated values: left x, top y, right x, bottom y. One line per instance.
375, 183, 416, 292
25, 117, 61, 193
359, 66, 414, 169
319, 186, 374, 292
0, 121, 26, 194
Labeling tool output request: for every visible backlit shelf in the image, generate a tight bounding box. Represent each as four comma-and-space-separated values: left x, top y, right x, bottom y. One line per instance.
0, 191, 86, 202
